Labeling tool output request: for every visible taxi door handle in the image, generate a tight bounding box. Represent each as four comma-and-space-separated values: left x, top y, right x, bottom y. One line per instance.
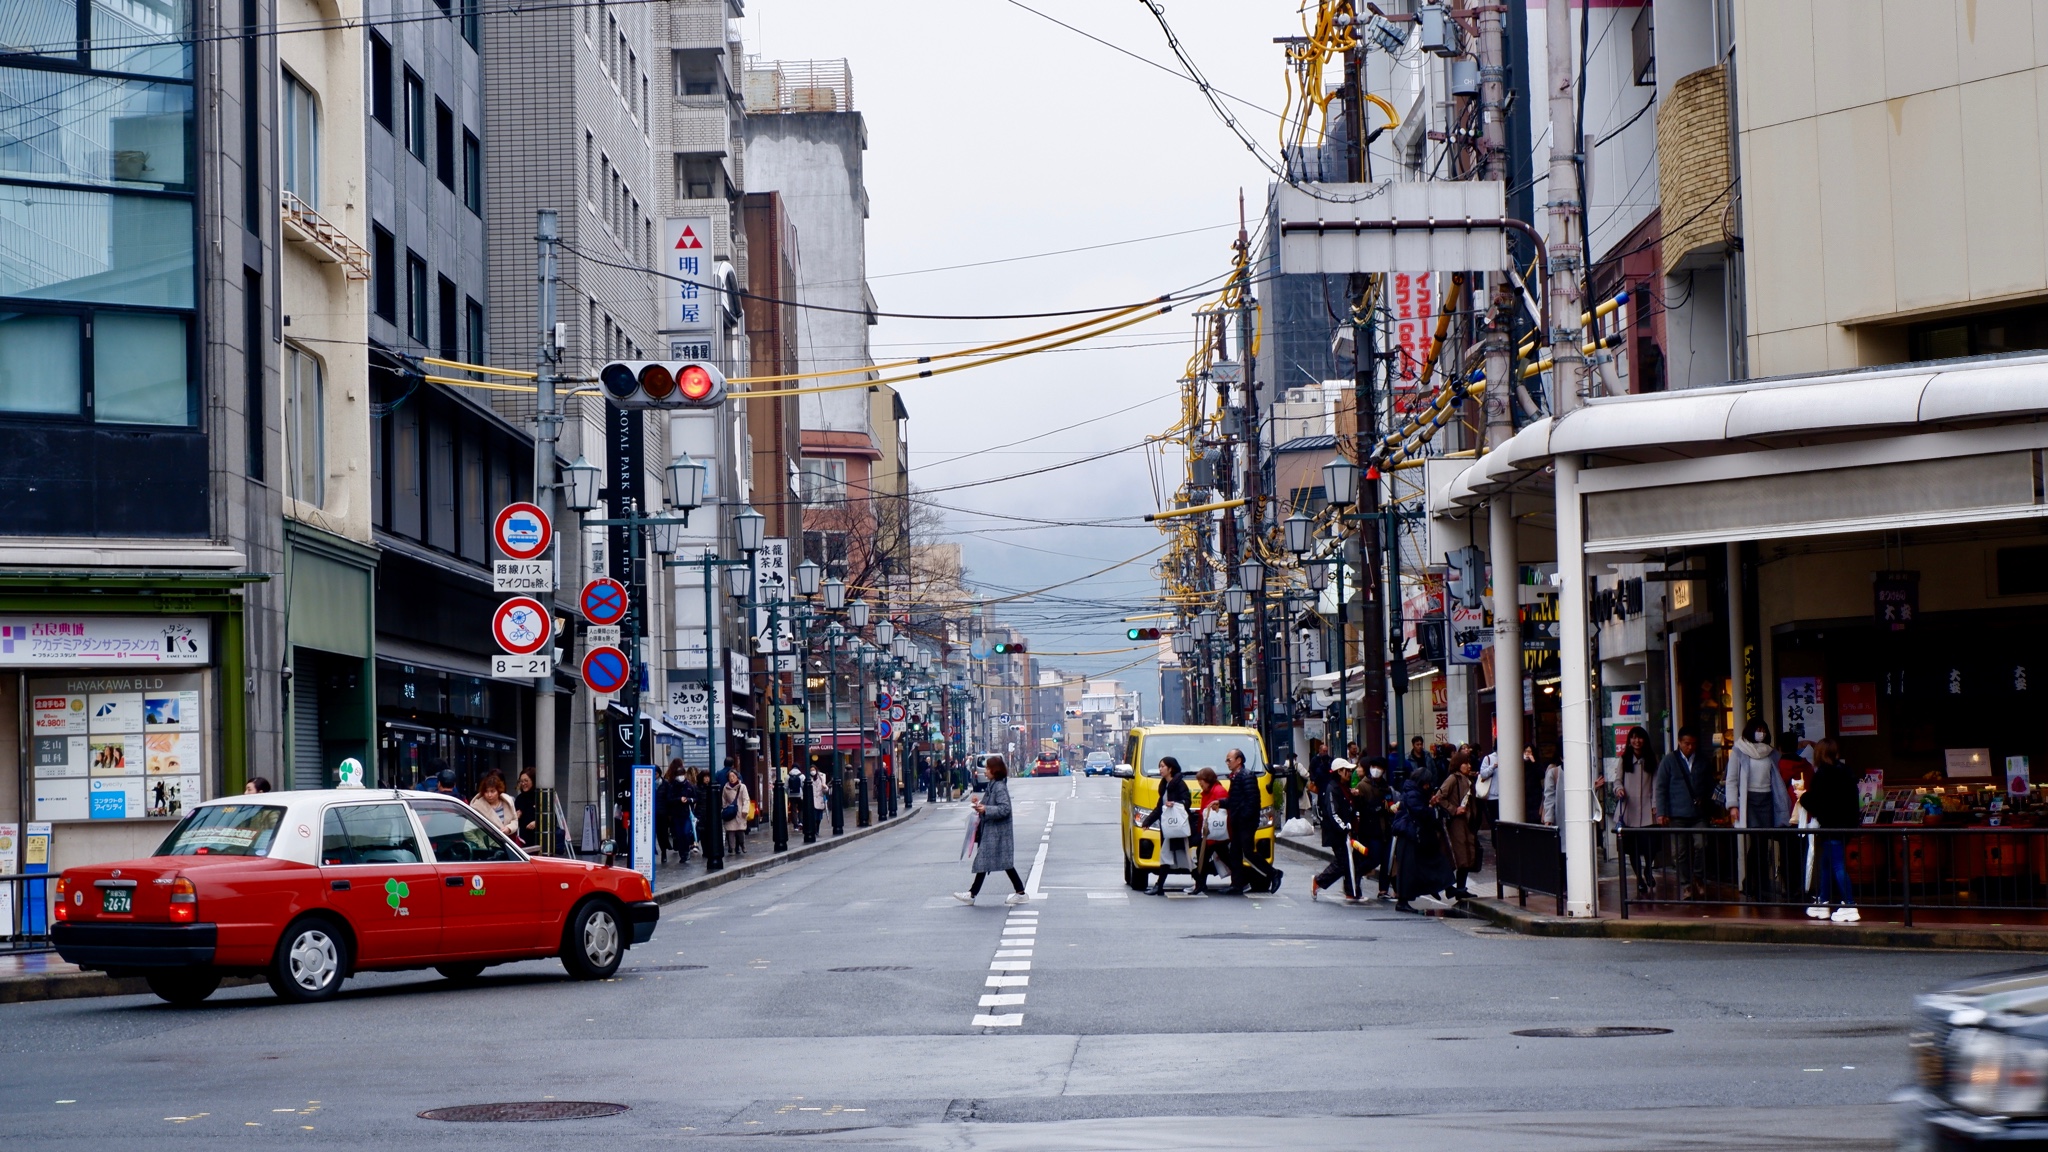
445, 875, 465, 887
330, 880, 350, 891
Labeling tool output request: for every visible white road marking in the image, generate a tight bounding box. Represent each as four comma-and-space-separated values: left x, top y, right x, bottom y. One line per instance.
979, 993, 1026, 1007
972, 1014, 1023, 1027
995, 949, 1033, 958
1087, 892, 1129, 900
986, 975, 1029, 987
1024, 843, 1050, 896
990, 960, 1031, 971
1002, 927, 1037, 936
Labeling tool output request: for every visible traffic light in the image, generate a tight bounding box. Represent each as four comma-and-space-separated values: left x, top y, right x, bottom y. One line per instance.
992, 641, 1027, 654
1126, 627, 1163, 641
598, 360, 726, 410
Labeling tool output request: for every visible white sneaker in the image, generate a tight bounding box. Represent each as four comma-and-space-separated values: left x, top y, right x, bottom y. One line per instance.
953, 891, 975, 904
1832, 907, 1860, 923
1004, 893, 1029, 905
1806, 905, 1828, 919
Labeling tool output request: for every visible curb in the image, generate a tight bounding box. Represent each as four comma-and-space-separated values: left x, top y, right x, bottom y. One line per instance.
651, 803, 928, 907
1460, 895, 2048, 952
0, 806, 932, 1005
0, 972, 264, 1006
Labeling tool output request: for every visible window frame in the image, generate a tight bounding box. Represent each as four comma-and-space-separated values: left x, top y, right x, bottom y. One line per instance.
403, 67, 425, 160
405, 251, 429, 343
0, 302, 197, 428
369, 30, 393, 128
281, 67, 320, 209
433, 98, 455, 189
461, 129, 482, 214
285, 342, 324, 506
371, 224, 397, 321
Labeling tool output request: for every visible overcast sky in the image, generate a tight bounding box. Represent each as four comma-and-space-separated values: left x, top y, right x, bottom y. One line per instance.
749, 1, 1289, 700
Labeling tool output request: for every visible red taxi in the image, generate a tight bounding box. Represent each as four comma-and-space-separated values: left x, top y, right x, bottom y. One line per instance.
50, 787, 658, 1005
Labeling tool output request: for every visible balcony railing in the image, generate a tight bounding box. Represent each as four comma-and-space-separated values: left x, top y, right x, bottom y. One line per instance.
281, 191, 371, 280
743, 57, 853, 113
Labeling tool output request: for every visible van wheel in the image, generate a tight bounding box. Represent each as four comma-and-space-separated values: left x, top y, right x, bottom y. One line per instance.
268, 919, 347, 1002
561, 900, 624, 980
1124, 859, 1146, 891
436, 962, 486, 983
145, 968, 221, 1006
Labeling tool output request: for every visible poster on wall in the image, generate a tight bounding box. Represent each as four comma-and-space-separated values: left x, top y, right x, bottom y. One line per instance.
1838, 682, 1878, 736
1779, 677, 1826, 742
1946, 747, 1994, 779
31, 672, 206, 821
0, 823, 16, 939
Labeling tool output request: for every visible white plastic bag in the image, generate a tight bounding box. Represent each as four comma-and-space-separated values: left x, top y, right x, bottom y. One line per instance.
1281, 816, 1315, 838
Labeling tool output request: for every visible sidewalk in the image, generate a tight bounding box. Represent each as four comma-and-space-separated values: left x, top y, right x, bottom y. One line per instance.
0, 803, 930, 1005
1282, 829, 2048, 949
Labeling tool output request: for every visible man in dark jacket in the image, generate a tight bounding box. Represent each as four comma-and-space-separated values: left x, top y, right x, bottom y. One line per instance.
1653, 728, 1714, 899
1221, 749, 1281, 894
1311, 769, 1360, 900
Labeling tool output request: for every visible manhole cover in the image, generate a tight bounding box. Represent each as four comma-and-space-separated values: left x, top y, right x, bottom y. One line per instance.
1511, 1026, 1672, 1039
1184, 933, 1375, 942
623, 964, 707, 973
828, 965, 912, 972
420, 1102, 629, 1123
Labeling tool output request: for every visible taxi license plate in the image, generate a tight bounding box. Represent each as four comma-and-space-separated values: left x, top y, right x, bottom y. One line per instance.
101, 888, 132, 914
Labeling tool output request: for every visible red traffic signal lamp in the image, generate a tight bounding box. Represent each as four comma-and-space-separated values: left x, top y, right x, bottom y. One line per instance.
1126, 627, 1163, 641
599, 360, 726, 410
992, 641, 1027, 654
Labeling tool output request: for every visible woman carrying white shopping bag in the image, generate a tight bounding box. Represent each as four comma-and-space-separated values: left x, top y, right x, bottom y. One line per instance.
1136, 756, 1193, 896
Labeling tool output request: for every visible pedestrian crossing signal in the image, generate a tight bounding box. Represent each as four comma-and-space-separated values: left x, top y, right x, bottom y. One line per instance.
1126, 628, 1162, 641
599, 360, 726, 410
992, 641, 1027, 654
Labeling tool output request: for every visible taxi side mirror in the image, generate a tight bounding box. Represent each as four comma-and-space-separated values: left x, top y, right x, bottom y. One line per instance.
1112, 764, 1135, 779
600, 838, 618, 867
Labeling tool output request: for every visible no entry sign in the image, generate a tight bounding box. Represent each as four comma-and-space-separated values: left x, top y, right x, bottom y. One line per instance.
492, 596, 552, 655
580, 577, 629, 627
493, 502, 552, 561
582, 645, 631, 695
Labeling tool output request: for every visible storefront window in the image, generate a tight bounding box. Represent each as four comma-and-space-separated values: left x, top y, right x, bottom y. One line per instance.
30, 668, 209, 822
0, 312, 82, 415
93, 310, 189, 424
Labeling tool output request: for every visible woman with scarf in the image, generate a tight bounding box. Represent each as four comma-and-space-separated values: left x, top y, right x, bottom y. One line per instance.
1612, 727, 1659, 898
1724, 720, 1794, 899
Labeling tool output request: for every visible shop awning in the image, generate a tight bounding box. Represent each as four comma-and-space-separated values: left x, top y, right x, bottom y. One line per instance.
804, 731, 871, 751
376, 635, 492, 678
654, 714, 707, 741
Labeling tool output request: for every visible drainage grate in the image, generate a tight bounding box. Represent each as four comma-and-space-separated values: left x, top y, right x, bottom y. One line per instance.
622, 964, 707, 973
828, 965, 912, 972
1184, 933, 1376, 942
420, 1102, 630, 1123
1511, 1026, 1672, 1039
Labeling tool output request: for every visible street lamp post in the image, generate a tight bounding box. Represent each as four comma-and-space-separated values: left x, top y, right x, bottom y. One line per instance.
1324, 456, 1360, 755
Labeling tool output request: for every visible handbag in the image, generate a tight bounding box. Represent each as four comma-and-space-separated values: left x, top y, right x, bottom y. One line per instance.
1160, 801, 1191, 839
1204, 805, 1231, 841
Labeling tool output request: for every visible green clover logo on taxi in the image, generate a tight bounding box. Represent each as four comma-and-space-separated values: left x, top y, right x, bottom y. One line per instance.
384, 877, 410, 915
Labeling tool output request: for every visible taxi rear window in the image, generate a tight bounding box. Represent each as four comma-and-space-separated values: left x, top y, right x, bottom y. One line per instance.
1139, 736, 1265, 778
155, 804, 286, 857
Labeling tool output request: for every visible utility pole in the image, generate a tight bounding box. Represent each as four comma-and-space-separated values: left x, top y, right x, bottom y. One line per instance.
1541, 0, 1596, 916
1233, 194, 1268, 746
1475, 1, 1524, 824
533, 210, 563, 825
1342, 29, 1388, 760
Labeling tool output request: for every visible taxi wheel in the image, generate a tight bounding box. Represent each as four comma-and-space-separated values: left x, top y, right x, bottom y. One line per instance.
436, 962, 486, 983
562, 900, 624, 980
145, 968, 221, 1006
268, 919, 348, 1003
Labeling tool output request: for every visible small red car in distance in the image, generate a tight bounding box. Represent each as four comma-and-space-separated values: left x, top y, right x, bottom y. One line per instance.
51, 788, 658, 1005
1034, 752, 1061, 777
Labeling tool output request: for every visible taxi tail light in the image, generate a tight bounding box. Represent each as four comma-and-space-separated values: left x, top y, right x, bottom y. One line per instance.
167, 877, 198, 923
53, 877, 68, 921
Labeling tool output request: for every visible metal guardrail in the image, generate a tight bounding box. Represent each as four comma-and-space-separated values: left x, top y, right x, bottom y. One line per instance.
0, 873, 54, 953
1619, 825, 2048, 926
1493, 821, 1565, 915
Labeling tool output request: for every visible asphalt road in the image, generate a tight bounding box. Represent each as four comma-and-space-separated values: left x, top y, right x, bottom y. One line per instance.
0, 774, 2029, 1150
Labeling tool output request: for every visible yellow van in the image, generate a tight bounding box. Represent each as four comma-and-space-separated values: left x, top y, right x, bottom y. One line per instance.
1116, 725, 1277, 890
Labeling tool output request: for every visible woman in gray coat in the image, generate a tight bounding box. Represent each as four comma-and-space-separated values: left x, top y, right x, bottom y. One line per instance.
955, 756, 1027, 905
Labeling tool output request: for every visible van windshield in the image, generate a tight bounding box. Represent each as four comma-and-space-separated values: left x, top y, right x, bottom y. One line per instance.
155, 804, 286, 857
1141, 735, 1264, 779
